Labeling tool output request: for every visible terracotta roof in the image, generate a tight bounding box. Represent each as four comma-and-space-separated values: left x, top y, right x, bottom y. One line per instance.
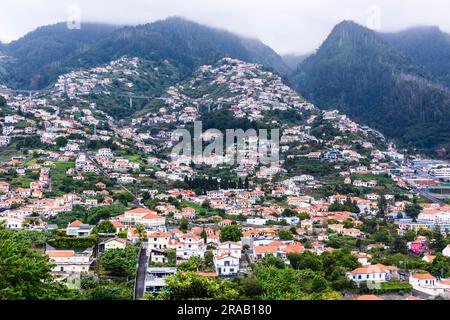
282, 244, 305, 254
351, 264, 396, 275
106, 237, 127, 244
47, 250, 75, 258
148, 231, 171, 238
68, 220, 82, 227
438, 279, 450, 285
143, 213, 163, 220
110, 220, 124, 227
254, 246, 277, 254
215, 252, 240, 260
411, 273, 436, 280
126, 208, 157, 215
197, 272, 218, 277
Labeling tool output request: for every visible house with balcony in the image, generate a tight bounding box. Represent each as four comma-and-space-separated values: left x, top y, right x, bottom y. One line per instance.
213, 252, 240, 277
46, 248, 93, 275
144, 267, 177, 294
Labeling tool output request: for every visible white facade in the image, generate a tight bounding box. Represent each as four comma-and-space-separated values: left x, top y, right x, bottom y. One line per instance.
47, 250, 92, 274
214, 253, 240, 276
176, 235, 206, 260
104, 238, 127, 250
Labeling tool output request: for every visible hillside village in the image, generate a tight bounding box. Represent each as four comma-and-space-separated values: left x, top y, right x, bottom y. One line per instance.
1, 57, 450, 301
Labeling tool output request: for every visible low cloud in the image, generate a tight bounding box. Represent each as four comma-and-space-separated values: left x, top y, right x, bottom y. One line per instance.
1, 0, 449, 54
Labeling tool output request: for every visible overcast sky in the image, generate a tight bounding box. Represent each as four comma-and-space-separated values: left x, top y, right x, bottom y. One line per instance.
1, 0, 449, 54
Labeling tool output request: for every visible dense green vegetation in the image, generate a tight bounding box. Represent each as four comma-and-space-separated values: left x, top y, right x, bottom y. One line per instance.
292, 21, 450, 158
145, 252, 356, 300
0, 226, 78, 300
48, 204, 126, 227
1, 17, 287, 92
100, 246, 139, 277
382, 26, 450, 87
1, 22, 119, 89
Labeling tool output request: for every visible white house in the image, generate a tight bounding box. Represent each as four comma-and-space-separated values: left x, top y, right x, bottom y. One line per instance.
176, 234, 206, 260
147, 231, 171, 251
347, 264, 397, 283
443, 245, 450, 258
116, 208, 166, 228
246, 218, 267, 226
278, 216, 300, 225
144, 267, 177, 294
1, 216, 23, 229
46, 249, 93, 274
66, 220, 94, 237
409, 273, 437, 288
217, 241, 241, 257
104, 237, 127, 250
214, 252, 240, 276
149, 249, 167, 264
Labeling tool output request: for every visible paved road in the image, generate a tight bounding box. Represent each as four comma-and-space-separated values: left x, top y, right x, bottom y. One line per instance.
413, 187, 445, 205
134, 245, 147, 300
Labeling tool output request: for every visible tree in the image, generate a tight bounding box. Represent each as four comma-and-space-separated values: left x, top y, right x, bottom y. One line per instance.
297, 212, 310, 221
88, 286, 131, 300
142, 192, 151, 201
179, 218, 189, 232
0, 95, 6, 107
201, 199, 211, 209
282, 209, 297, 217
260, 255, 286, 269
430, 225, 446, 252
427, 254, 450, 278
244, 177, 250, 189
405, 204, 422, 221
135, 223, 146, 239
204, 251, 214, 269
177, 256, 203, 272
391, 236, 408, 254
278, 229, 294, 241
101, 248, 137, 277
239, 276, 263, 298
0, 227, 75, 300
220, 225, 243, 242
288, 251, 323, 272
157, 272, 239, 300
55, 136, 68, 148
114, 192, 134, 206
377, 195, 388, 217
96, 221, 116, 234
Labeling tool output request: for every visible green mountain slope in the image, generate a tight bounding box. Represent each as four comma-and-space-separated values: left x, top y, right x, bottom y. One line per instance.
291, 21, 450, 158
381, 26, 450, 87
1, 22, 120, 89
0, 17, 288, 90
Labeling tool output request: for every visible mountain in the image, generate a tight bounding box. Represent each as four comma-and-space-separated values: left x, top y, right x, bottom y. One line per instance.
0, 17, 288, 90
381, 26, 450, 87
0, 22, 120, 89
239, 38, 290, 75
282, 53, 311, 71
291, 20, 450, 158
